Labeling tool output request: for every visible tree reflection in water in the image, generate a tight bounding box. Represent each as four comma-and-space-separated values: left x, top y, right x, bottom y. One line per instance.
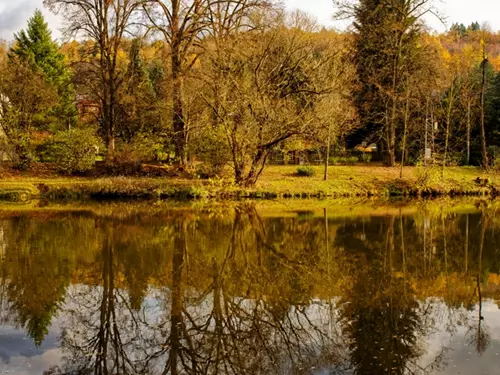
0, 202, 498, 374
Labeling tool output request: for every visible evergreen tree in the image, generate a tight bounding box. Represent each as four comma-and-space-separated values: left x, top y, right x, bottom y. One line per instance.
451, 23, 467, 37
485, 71, 500, 149
9, 9, 76, 129
469, 22, 481, 32
116, 38, 159, 143
343, 0, 427, 165
348, 0, 392, 155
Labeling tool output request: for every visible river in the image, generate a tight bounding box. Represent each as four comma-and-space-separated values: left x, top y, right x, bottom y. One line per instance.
0, 199, 499, 374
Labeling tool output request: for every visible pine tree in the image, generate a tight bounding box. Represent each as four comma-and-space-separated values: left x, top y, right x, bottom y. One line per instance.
117, 38, 159, 143
9, 9, 76, 129
349, 0, 393, 160
451, 23, 467, 37
469, 22, 481, 32
340, 0, 428, 165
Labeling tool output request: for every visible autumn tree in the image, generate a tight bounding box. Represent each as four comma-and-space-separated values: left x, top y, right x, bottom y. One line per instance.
115, 39, 165, 154
200, 11, 351, 185
303, 30, 357, 181
9, 9, 76, 130
44, 0, 144, 159
142, 0, 273, 167
142, 0, 209, 167
459, 46, 482, 165
0, 58, 57, 168
479, 40, 489, 167
485, 72, 500, 153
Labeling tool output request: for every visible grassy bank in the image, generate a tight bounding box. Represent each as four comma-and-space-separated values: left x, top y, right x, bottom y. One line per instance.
0, 165, 498, 201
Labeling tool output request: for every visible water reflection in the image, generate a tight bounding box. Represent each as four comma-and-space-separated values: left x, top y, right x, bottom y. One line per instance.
0, 201, 499, 374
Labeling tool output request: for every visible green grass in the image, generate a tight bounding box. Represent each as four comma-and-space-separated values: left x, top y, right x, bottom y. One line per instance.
0, 164, 497, 201
253, 165, 494, 198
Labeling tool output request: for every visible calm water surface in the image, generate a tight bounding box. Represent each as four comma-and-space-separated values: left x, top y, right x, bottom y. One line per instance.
0, 200, 500, 375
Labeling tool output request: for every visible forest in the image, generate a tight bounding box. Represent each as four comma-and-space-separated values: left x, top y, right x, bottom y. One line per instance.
2, 0, 500, 187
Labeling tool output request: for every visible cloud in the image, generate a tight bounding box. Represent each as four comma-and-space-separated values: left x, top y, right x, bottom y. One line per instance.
0, 0, 62, 41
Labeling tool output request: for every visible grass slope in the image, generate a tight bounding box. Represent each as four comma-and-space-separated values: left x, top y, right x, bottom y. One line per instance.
0, 165, 497, 201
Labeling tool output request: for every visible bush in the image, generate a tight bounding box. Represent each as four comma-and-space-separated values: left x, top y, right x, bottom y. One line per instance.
361, 153, 372, 163
115, 133, 168, 163
488, 146, 500, 169
191, 127, 231, 177
47, 128, 103, 174
347, 156, 359, 165
415, 165, 441, 186
296, 166, 315, 177
13, 134, 37, 170
329, 156, 341, 165
328, 155, 361, 165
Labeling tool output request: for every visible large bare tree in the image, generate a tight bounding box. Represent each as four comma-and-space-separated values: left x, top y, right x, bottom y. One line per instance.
201, 12, 348, 186
44, 0, 144, 159
142, 0, 273, 166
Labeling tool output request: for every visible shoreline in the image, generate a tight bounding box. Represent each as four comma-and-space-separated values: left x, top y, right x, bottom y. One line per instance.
0, 165, 498, 202
0, 178, 498, 203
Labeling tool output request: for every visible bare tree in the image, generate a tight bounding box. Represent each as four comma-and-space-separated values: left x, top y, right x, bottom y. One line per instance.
142, 0, 273, 167
44, 0, 144, 160
201, 11, 352, 185
480, 40, 489, 167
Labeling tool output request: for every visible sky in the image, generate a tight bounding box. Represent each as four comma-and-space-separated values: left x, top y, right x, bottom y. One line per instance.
1, 0, 500, 41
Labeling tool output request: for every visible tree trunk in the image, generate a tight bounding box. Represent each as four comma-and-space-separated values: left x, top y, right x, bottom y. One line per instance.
424, 98, 429, 167
384, 105, 395, 166
172, 59, 186, 167
234, 166, 244, 185
244, 148, 269, 187
388, 33, 403, 167
107, 136, 115, 161
324, 131, 331, 181
400, 90, 410, 178
171, 4, 187, 167
108, 71, 116, 160
102, 96, 115, 162
442, 82, 454, 178
467, 99, 471, 166
387, 121, 396, 166
480, 54, 489, 168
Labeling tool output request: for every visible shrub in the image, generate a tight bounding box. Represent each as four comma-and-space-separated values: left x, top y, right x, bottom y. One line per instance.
347, 156, 359, 165
13, 134, 37, 170
115, 133, 168, 163
296, 166, 315, 177
48, 128, 103, 174
329, 156, 341, 165
191, 127, 231, 177
361, 153, 372, 163
488, 146, 500, 170
415, 165, 441, 186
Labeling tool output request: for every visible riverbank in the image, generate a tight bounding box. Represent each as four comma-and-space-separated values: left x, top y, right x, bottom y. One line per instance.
0, 165, 498, 201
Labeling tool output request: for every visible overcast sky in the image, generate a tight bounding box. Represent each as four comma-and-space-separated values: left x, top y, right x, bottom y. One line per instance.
1, 0, 500, 41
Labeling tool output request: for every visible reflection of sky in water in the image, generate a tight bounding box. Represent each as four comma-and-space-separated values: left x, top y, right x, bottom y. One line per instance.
0, 323, 61, 374
421, 300, 500, 375
1, 288, 500, 374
